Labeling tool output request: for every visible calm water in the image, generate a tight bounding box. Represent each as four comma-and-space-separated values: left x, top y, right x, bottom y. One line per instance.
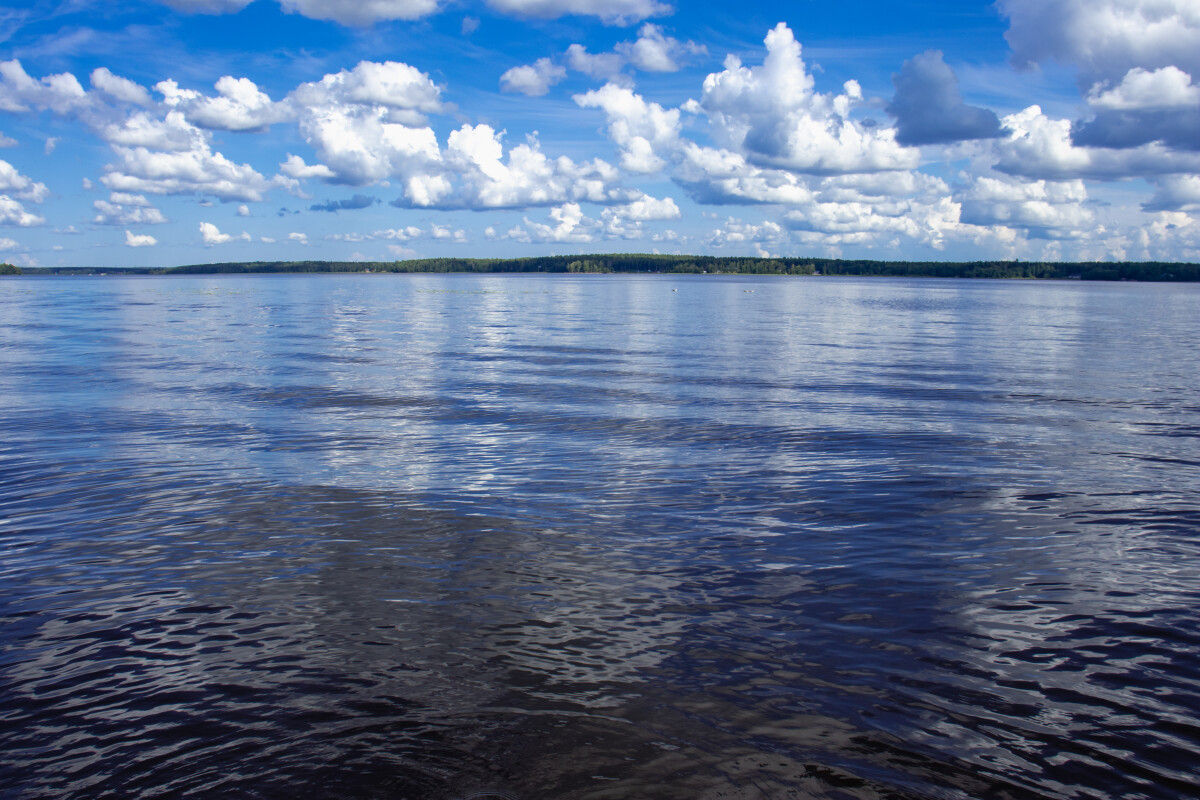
2, 273, 1199, 800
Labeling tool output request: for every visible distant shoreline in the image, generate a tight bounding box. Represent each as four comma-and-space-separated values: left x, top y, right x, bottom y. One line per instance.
5, 254, 1199, 281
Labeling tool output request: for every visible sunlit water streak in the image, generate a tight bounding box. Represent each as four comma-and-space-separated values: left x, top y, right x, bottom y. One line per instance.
1, 273, 1198, 799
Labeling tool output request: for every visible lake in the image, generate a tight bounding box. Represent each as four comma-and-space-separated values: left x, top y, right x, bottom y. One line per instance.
1, 273, 1198, 799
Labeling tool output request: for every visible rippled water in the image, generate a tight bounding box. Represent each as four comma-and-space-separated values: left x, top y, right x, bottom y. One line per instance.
2, 273, 1199, 799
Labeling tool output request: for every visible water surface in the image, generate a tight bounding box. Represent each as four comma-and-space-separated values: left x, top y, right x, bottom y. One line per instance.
2, 273, 1198, 799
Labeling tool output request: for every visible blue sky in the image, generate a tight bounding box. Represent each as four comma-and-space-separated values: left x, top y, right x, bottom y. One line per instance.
1, 0, 1198, 267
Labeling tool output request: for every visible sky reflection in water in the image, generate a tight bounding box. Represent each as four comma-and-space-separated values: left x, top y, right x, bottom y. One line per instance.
1, 274, 1199, 799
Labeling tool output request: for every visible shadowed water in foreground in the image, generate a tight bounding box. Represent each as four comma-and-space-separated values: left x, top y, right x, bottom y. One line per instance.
1, 274, 1198, 799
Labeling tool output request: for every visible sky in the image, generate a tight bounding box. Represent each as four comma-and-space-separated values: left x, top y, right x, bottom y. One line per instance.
1, 0, 1198, 267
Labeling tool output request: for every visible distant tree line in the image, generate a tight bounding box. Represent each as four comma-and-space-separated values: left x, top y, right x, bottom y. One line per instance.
11, 255, 1200, 281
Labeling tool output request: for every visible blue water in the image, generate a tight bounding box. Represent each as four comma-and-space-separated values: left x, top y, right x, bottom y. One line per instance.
1, 273, 1198, 799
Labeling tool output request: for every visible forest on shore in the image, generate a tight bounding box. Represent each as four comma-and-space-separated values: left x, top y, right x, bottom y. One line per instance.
6, 254, 1200, 281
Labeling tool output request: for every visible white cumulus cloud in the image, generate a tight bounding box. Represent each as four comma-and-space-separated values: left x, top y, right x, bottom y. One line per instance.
1086, 66, 1200, 111
125, 230, 157, 247
564, 24, 703, 83
566, 44, 627, 82
94, 192, 169, 225
91, 68, 153, 106
706, 217, 786, 250
1144, 174, 1200, 212
433, 124, 630, 209
0, 159, 49, 202
785, 193, 963, 251
159, 76, 289, 131
288, 61, 446, 187
429, 223, 466, 241
500, 58, 567, 96
699, 24, 916, 174
97, 109, 199, 151
280, 154, 336, 179
616, 23, 705, 72
199, 221, 250, 244
330, 224, 467, 243
104, 143, 275, 201
614, 194, 680, 220
512, 203, 600, 242
279, 0, 440, 25
575, 83, 681, 173
999, 0, 1200, 86
0, 59, 89, 114
0, 195, 44, 227
956, 176, 1094, 238
290, 60, 444, 117
600, 194, 681, 238
994, 105, 1200, 180
296, 103, 442, 187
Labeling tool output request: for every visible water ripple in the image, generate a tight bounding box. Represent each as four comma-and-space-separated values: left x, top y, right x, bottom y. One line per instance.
1, 274, 1199, 798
